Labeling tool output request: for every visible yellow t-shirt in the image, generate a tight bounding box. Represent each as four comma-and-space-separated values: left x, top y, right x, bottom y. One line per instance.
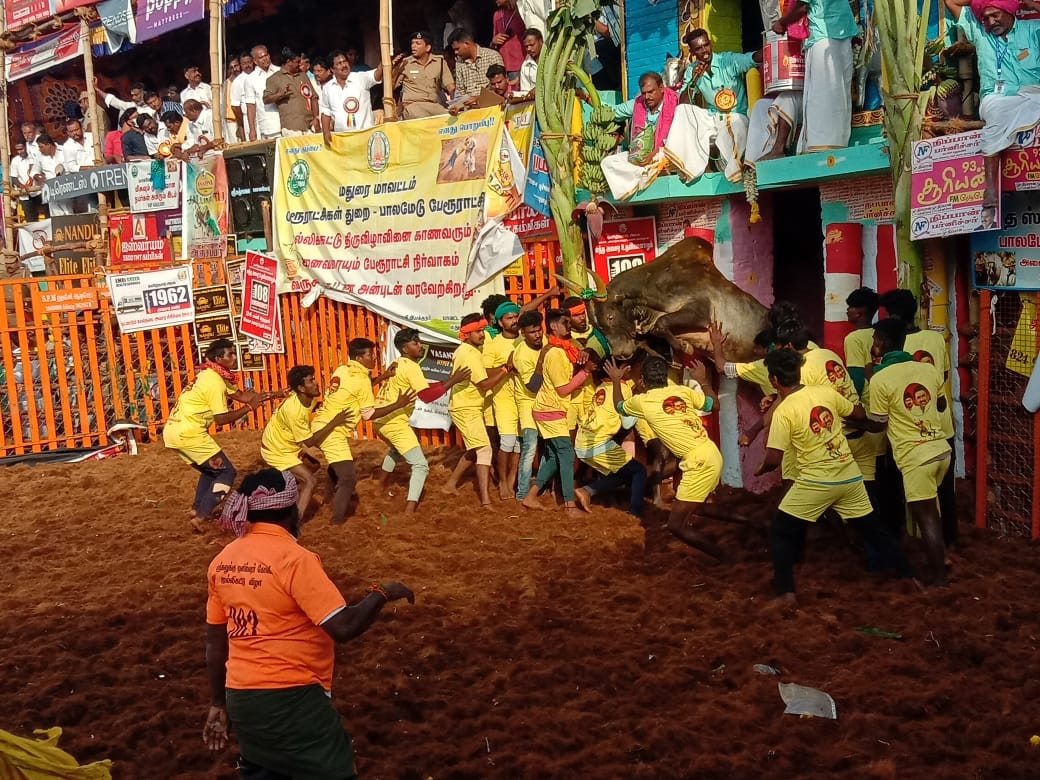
512, 341, 540, 429
801, 347, 858, 402
736, 359, 774, 397
261, 392, 317, 469
533, 346, 574, 439
166, 367, 235, 431
374, 355, 429, 433
867, 359, 950, 470
449, 342, 490, 411
312, 361, 375, 463
572, 321, 608, 357
843, 328, 873, 370
904, 329, 954, 438
621, 384, 713, 461
575, 381, 633, 474
767, 384, 860, 484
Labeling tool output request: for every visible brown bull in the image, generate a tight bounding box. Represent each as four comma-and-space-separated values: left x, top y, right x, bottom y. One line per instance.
583, 237, 769, 362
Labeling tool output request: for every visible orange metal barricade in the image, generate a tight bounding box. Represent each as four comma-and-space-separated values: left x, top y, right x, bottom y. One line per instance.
0, 239, 561, 457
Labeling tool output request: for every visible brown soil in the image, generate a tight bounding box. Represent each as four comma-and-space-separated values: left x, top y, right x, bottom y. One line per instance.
1, 429, 1038, 779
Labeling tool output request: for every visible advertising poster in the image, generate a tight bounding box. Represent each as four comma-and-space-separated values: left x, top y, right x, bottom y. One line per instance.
109, 211, 173, 266
18, 219, 51, 274
134, 0, 204, 43
182, 154, 229, 261
6, 0, 54, 29
50, 214, 99, 276
272, 108, 506, 337
107, 264, 195, 333
30, 286, 99, 316
590, 217, 658, 281
127, 159, 181, 212
5, 23, 83, 81
239, 250, 279, 344
970, 191, 1040, 290
910, 130, 998, 239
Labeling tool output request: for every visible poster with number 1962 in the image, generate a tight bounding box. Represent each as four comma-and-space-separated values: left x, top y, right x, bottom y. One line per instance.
107, 264, 195, 333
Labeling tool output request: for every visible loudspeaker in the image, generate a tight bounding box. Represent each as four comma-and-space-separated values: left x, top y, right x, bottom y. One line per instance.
224, 143, 275, 239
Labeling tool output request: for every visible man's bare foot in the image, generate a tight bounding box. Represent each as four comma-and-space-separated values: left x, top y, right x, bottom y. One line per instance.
189, 515, 206, 534
440, 483, 459, 495
574, 487, 592, 513
521, 494, 543, 511
498, 485, 514, 501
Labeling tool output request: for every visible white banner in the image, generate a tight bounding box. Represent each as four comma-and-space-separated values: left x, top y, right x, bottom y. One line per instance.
107, 264, 195, 333
17, 219, 51, 273
127, 160, 181, 212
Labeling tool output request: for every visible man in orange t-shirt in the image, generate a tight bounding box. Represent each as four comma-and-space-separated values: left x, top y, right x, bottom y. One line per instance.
203, 468, 415, 777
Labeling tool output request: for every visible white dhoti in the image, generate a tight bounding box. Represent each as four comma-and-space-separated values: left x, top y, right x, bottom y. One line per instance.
662, 104, 748, 183
979, 87, 1040, 155
798, 36, 853, 153
224, 119, 239, 143
746, 91, 803, 162
600, 150, 668, 201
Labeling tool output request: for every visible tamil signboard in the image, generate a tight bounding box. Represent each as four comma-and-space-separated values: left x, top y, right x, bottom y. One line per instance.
107, 265, 195, 333
41, 164, 128, 203
109, 212, 173, 266
127, 159, 181, 212
910, 130, 998, 239
590, 217, 658, 281
970, 191, 1040, 290
238, 251, 279, 344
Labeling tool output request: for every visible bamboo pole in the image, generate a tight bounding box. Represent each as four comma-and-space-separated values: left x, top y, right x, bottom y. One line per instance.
379, 0, 396, 120
209, 0, 224, 146
80, 18, 109, 270
0, 46, 14, 255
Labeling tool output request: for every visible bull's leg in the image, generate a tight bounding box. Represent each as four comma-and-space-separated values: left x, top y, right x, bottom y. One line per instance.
648, 310, 712, 355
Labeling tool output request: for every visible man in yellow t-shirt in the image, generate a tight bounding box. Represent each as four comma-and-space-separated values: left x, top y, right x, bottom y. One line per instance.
522, 309, 592, 513
756, 348, 916, 601
164, 338, 281, 531
445, 313, 514, 506
710, 325, 774, 446
609, 355, 726, 559
375, 327, 469, 514
262, 365, 350, 520
204, 467, 415, 776
867, 317, 952, 585
574, 377, 647, 515
512, 310, 545, 501
313, 338, 416, 526
879, 287, 958, 550
482, 301, 524, 499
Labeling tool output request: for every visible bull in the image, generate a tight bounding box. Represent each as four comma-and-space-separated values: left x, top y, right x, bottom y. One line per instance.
567, 237, 769, 362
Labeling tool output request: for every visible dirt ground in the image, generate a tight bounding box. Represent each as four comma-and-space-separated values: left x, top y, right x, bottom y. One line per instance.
2, 429, 1039, 779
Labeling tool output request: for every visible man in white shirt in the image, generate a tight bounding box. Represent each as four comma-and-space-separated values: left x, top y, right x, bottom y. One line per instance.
519, 27, 542, 93
184, 99, 216, 156
21, 122, 42, 163
32, 134, 68, 216
99, 82, 157, 119
181, 65, 213, 108
60, 119, 95, 172
10, 140, 42, 221
244, 45, 282, 140
231, 51, 254, 142
320, 49, 384, 141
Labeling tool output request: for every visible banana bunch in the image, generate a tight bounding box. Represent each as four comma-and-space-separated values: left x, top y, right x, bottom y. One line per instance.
579, 104, 619, 196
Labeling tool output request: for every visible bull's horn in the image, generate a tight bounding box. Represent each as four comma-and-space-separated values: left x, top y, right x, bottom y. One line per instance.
589, 268, 608, 298
554, 273, 586, 294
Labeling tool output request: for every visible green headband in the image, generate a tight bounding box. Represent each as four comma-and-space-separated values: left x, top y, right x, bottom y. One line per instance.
494, 301, 521, 321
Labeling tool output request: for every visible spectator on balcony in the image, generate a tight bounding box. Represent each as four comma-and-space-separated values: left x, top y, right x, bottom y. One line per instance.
491, 0, 527, 82
448, 28, 504, 112
519, 28, 542, 95
773, 0, 857, 153
393, 31, 455, 119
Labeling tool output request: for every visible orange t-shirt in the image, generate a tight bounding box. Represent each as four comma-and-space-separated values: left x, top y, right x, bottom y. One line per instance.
206, 523, 347, 690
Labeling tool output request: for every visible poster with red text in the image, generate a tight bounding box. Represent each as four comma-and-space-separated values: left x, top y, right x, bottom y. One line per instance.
590, 217, 658, 282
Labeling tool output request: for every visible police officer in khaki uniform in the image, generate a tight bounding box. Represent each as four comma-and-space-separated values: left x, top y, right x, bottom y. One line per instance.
393, 31, 455, 119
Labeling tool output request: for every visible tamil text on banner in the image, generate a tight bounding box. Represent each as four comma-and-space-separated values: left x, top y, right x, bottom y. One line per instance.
910, 130, 998, 240
182, 154, 229, 260
134, 0, 204, 42
273, 109, 507, 337
6, 23, 83, 82
30, 286, 99, 316
485, 103, 533, 220
591, 217, 658, 281
970, 191, 1040, 290
522, 122, 551, 216
40, 164, 128, 203
128, 159, 181, 212
6, 0, 53, 30
107, 264, 195, 333
239, 250, 279, 344
50, 214, 99, 275
109, 211, 173, 266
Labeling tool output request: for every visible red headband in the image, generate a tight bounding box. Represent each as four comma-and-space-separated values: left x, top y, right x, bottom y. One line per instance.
568, 303, 586, 317
459, 318, 487, 336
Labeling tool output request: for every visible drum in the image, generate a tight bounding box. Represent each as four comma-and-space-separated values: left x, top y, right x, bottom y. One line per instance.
761, 32, 805, 95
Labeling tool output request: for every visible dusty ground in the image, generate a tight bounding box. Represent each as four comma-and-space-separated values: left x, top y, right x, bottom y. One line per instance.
1, 429, 1038, 779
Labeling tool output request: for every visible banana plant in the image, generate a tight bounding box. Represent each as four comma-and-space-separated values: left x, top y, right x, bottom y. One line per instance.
873, 0, 934, 300
535, 0, 603, 284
